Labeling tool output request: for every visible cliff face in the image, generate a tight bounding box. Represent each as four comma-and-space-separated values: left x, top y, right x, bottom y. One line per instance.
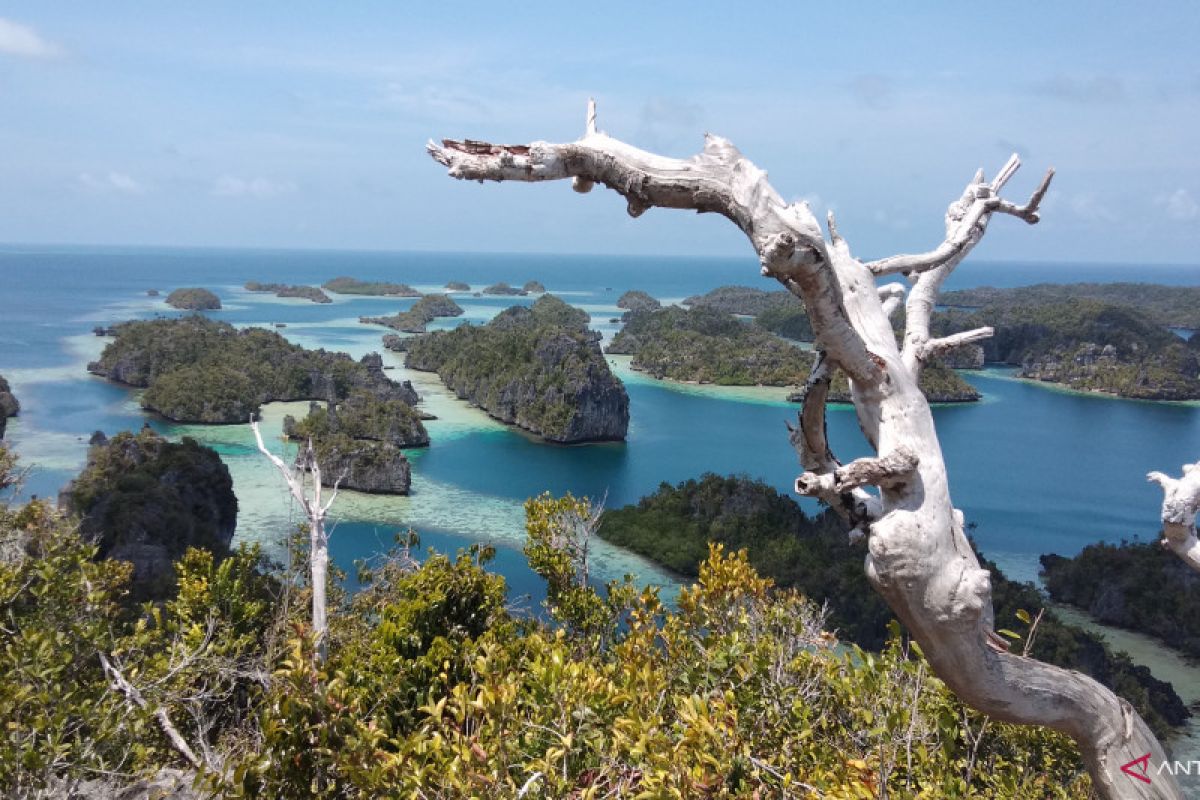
406, 295, 629, 443
0, 374, 17, 439
59, 428, 237, 600
295, 434, 413, 494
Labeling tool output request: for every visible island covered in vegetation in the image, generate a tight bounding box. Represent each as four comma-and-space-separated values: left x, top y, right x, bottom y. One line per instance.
284, 389, 429, 494
932, 298, 1200, 399
610, 306, 980, 402
482, 281, 527, 296
0, 374, 17, 440
522, 280, 546, 293
1041, 539, 1200, 660
616, 289, 661, 313
244, 281, 332, 304
165, 287, 221, 310
322, 276, 421, 296
941, 282, 1200, 330
444, 280, 470, 291
406, 295, 629, 442
598, 474, 1189, 737
88, 317, 421, 424
57, 428, 236, 600
360, 293, 464, 333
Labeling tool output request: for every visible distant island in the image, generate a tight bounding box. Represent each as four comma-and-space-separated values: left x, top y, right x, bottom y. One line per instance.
0, 374, 18, 440
1041, 540, 1200, 660
323, 276, 420, 297
482, 281, 528, 296
360, 293, 464, 333
245, 281, 332, 304
523, 280, 546, 293
88, 317, 421, 424
609, 306, 979, 402
405, 295, 629, 443
165, 287, 221, 310
933, 298, 1200, 399
941, 282, 1200, 331
284, 390, 429, 494
599, 474, 1189, 737
58, 428, 236, 600
616, 289, 661, 313
445, 281, 470, 291
683, 284, 795, 316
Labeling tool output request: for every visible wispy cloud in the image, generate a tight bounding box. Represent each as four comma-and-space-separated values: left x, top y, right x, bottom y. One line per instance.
1030, 75, 1125, 104
1156, 188, 1200, 222
849, 74, 893, 109
1066, 191, 1117, 224
77, 171, 146, 194
212, 175, 296, 198
0, 17, 62, 59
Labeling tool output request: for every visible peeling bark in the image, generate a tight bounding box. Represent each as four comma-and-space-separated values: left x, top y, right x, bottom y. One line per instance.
1149, 461, 1200, 573
427, 101, 1180, 798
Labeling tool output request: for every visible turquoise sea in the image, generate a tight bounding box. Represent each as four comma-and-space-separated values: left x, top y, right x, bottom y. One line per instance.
2, 244, 1198, 609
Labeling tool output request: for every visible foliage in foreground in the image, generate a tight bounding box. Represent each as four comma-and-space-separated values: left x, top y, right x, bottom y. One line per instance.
0, 461, 1094, 797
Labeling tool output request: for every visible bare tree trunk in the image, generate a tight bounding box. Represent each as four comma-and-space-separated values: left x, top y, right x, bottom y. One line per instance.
1149, 460, 1200, 572
252, 421, 339, 662
426, 101, 1182, 798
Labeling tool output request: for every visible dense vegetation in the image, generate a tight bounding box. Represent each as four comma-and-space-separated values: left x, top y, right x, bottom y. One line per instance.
0, 441, 1096, 796
523, 280, 546, 293
406, 295, 628, 443
360, 293, 464, 333
0, 374, 17, 440
445, 281, 470, 291
1041, 539, 1200, 659
933, 299, 1200, 399
89, 316, 420, 423
941, 282, 1200, 330
598, 474, 1189, 737
482, 281, 527, 296
322, 276, 420, 296
165, 287, 221, 310
244, 282, 332, 303
616, 289, 661, 313
58, 428, 237, 599
611, 306, 979, 401
683, 285, 795, 316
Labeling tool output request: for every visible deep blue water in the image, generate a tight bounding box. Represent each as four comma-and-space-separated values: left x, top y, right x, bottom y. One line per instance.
1, 244, 1198, 593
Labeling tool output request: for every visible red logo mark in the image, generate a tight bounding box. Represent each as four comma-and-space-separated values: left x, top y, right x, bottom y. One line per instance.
1121, 753, 1152, 784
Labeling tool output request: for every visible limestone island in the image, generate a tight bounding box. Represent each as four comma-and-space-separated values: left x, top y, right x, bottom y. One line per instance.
284, 389, 429, 494
165, 287, 221, 310
608, 306, 980, 403
146, 288, 159, 297
933, 296, 1200, 400
482, 281, 528, 296
523, 280, 546, 293
360, 293, 464, 333
323, 276, 421, 297
245, 281, 332, 304
445, 281, 471, 291
616, 289, 661, 313
0, 374, 19, 440
58, 428, 237, 600
405, 294, 629, 443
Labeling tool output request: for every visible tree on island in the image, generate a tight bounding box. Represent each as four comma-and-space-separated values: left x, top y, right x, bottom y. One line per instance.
427, 100, 1181, 798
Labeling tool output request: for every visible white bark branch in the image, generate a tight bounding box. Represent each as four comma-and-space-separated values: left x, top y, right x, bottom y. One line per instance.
878, 283, 906, 319
251, 419, 333, 662
917, 327, 994, 362
429, 107, 1179, 798
99, 652, 203, 771
1149, 461, 1200, 572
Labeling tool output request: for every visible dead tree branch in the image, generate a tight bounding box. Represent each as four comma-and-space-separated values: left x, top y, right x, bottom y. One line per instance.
1148, 460, 1200, 572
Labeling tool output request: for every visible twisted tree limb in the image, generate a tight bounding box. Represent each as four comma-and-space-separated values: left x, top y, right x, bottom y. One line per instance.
1148, 460, 1200, 572
428, 101, 1179, 798
99, 652, 203, 771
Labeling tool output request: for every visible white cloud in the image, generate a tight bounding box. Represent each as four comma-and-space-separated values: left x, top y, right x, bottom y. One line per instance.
212, 175, 296, 198
1067, 192, 1117, 224
0, 17, 62, 59
1156, 188, 1200, 222
77, 171, 146, 194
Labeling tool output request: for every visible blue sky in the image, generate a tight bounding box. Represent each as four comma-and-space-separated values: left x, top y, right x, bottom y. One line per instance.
1, 3, 1198, 263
